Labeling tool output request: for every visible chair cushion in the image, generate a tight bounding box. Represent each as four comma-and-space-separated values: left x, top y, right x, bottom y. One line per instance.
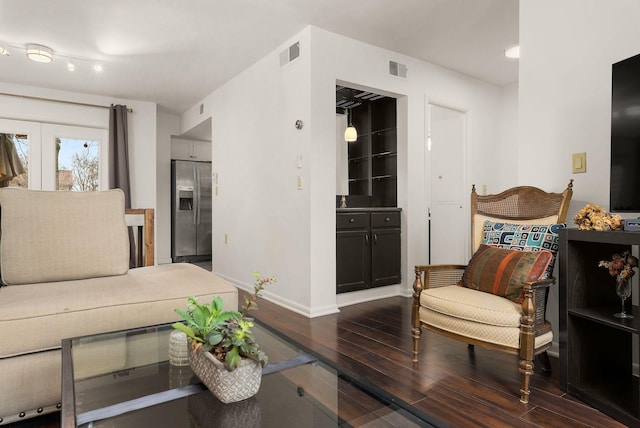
419, 305, 553, 349
482, 221, 565, 278
421, 285, 522, 327
0, 188, 129, 285
460, 244, 552, 303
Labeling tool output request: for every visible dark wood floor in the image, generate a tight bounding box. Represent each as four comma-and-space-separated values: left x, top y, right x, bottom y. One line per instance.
249, 293, 625, 428
10, 293, 626, 427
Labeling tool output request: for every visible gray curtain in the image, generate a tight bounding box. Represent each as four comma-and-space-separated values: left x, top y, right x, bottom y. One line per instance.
108, 104, 136, 267
108, 104, 131, 207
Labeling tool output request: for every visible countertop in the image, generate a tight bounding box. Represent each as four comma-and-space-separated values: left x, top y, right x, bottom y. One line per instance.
336, 207, 402, 212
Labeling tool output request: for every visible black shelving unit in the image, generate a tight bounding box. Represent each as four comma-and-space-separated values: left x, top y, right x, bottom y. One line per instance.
347, 96, 397, 207
559, 228, 640, 426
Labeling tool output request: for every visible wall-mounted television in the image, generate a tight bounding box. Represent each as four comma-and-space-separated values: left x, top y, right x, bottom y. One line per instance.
610, 52, 640, 212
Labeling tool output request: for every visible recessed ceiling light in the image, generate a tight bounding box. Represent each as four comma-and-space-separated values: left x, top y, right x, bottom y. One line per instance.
93, 63, 103, 73
504, 45, 520, 59
67, 59, 75, 71
26, 44, 53, 63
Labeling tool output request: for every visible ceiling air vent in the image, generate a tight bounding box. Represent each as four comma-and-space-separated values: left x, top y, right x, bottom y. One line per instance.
389, 61, 408, 78
280, 41, 300, 67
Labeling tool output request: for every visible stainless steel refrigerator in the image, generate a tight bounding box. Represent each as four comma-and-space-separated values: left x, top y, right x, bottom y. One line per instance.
171, 160, 212, 262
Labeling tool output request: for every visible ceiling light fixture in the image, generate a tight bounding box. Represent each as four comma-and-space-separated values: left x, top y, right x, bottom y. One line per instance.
67, 59, 75, 72
0, 47, 9, 56
93, 63, 103, 73
26, 44, 53, 63
504, 45, 520, 59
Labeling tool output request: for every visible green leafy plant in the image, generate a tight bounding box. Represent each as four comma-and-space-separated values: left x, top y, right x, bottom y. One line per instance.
173, 271, 276, 371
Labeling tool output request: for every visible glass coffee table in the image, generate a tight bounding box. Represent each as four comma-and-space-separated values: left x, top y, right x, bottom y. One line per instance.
61, 322, 438, 427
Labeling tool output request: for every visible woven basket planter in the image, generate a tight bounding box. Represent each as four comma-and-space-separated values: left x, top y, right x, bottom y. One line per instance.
188, 341, 262, 403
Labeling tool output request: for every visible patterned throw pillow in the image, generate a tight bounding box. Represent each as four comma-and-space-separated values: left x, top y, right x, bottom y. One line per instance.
460, 244, 553, 304
482, 221, 565, 279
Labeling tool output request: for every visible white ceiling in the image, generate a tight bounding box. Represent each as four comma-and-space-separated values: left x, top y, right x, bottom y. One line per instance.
0, 0, 518, 115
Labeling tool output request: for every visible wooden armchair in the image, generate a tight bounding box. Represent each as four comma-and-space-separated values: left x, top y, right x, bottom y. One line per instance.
411, 180, 573, 403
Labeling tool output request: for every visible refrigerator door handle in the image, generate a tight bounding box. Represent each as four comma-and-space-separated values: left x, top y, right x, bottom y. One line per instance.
193, 164, 201, 224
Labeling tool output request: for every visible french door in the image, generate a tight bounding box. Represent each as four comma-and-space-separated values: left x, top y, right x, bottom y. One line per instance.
0, 119, 108, 190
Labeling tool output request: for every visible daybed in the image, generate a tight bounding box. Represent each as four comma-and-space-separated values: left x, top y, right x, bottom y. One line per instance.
0, 188, 238, 424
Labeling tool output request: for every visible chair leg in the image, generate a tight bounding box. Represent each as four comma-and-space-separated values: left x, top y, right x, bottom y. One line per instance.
536, 351, 552, 374
519, 357, 534, 404
411, 326, 421, 362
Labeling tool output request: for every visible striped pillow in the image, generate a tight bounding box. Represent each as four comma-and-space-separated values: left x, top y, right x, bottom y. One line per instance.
481, 221, 565, 279
460, 244, 552, 303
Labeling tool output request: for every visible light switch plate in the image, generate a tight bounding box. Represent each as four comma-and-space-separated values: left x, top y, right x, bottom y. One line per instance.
572, 152, 586, 173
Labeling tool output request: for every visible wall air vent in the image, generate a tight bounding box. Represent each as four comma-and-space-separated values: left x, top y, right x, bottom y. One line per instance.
280, 41, 300, 67
389, 61, 408, 78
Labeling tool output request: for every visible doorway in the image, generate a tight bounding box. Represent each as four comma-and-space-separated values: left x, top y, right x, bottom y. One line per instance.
427, 104, 467, 265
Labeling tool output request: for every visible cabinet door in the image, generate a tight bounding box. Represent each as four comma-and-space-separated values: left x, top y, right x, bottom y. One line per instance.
371, 228, 401, 287
192, 140, 212, 161
336, 230, 371, 293
171, 139, 194, 160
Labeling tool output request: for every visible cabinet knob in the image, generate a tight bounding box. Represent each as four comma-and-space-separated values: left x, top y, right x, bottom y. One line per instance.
349, 218, 355, 223
385, 217, 390, 222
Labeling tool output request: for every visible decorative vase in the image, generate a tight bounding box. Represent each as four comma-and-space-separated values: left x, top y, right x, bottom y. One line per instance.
614, 274, 633, 319
188, 340, 262, 403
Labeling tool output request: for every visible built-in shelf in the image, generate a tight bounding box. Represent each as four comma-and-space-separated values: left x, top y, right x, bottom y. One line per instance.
560, 228, 640, 426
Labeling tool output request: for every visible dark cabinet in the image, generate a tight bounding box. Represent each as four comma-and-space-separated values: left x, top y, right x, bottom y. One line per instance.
337, 209, 401, 294
559, 229, 640, 426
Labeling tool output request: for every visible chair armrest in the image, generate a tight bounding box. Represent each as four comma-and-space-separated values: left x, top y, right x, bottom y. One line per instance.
522, 277, 556, 332
413, 264, 466, 296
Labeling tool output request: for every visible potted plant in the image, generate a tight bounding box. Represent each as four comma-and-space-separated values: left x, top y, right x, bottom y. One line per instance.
173, 271, 276, 403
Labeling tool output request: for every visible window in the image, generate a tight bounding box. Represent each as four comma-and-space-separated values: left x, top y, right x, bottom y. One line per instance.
56, 138, 100, 191
0, 133, 29, 188
0, 120, 107, 190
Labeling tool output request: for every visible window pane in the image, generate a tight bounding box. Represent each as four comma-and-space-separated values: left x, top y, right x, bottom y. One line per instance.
3, 133, 29, 188
56, 138, 100, 191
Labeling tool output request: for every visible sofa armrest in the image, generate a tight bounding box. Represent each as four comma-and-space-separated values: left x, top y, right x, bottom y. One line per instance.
125, 209, 154, 267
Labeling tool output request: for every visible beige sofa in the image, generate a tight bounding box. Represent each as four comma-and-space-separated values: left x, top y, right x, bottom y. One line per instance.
0, 188, 238, 425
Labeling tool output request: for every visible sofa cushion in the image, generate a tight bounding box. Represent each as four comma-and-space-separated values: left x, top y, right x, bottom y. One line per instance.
0, 188, 130, 285
460, 244, 552, 303
482, 221, 565, 278
0, 263, 238, 358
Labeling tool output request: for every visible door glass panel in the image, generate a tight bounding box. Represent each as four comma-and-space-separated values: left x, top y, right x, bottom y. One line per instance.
1, 133, 29, 188
56, 138, 100, 191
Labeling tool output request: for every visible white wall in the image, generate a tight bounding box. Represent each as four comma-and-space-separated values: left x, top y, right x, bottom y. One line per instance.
0, 82, 158, 241
156, 111, 180, 264
519, 0, 640, 353
182, 25, 512, 316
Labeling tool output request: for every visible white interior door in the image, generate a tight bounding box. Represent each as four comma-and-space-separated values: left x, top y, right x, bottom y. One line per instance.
428, 104, 467, 264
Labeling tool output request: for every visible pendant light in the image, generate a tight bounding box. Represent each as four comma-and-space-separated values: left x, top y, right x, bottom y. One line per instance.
344, 108, 357, 142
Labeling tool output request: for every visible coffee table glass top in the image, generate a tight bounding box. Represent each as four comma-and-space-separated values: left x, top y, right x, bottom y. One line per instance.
62, 322, 436, 427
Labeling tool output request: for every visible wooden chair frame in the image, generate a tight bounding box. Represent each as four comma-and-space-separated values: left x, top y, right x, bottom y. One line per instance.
411, 180, 573, 403
125, 208, 155, 267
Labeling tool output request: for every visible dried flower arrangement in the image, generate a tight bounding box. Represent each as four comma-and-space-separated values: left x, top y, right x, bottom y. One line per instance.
574, 204, 623, 231
599, 251, 638, 280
